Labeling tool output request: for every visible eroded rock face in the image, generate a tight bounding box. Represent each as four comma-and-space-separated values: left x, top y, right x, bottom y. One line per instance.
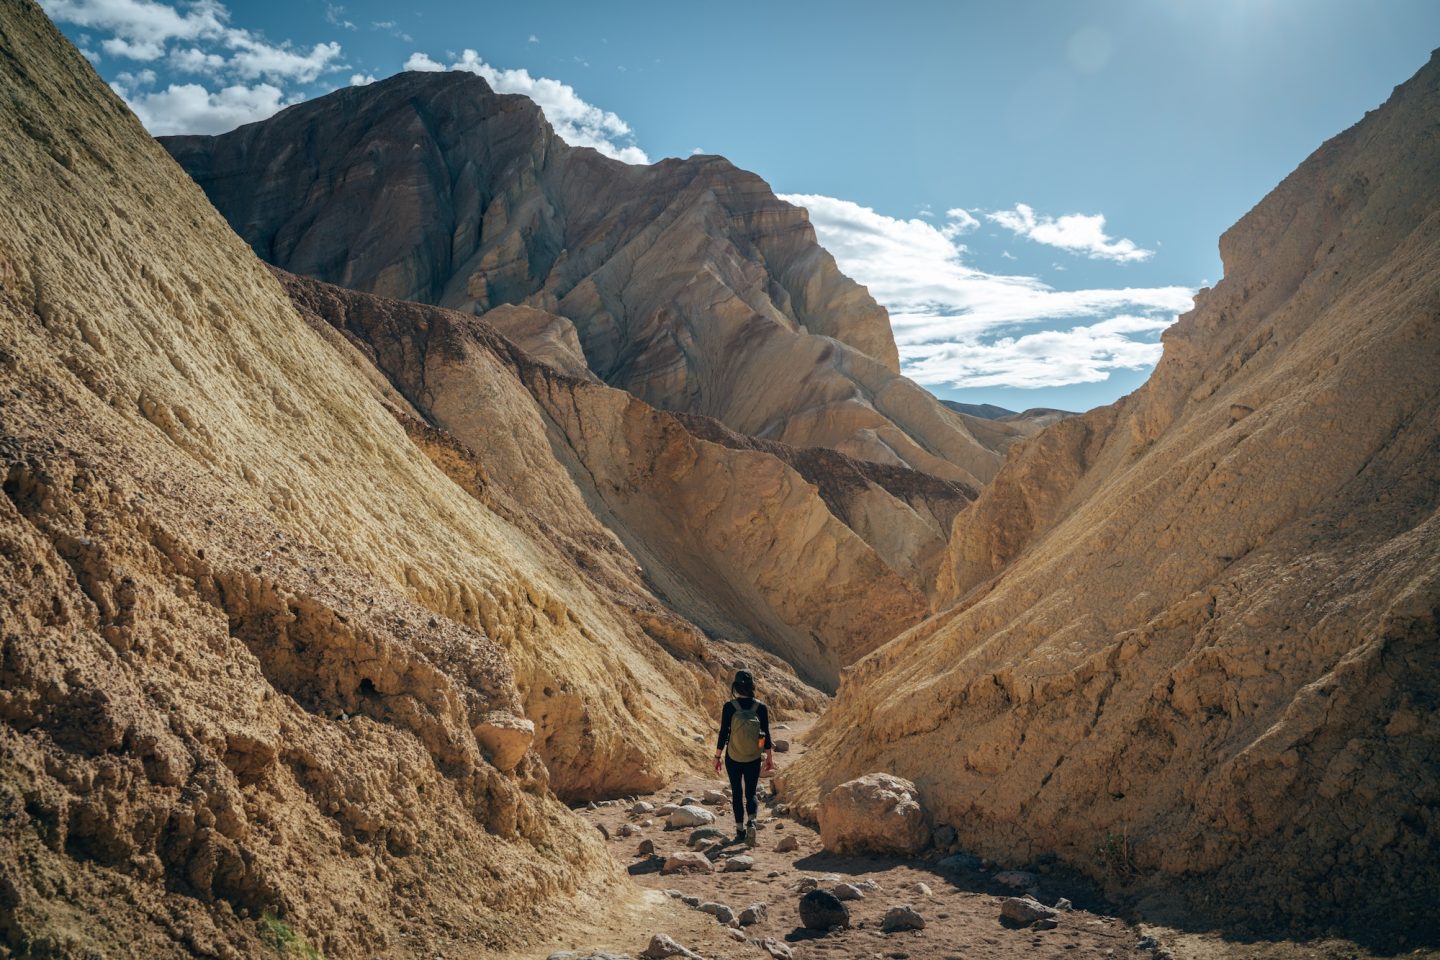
279, 270, 937, 690
160, 70, 1015, 487
818, 774, 929, 856
781, 52, 1440, 944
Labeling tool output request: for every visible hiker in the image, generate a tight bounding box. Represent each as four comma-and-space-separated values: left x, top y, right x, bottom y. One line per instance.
713, 669, 774, 845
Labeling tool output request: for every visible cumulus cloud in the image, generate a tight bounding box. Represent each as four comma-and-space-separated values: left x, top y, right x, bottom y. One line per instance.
987, 203, 1152, 263
780, 193, 1193, 389
44, 0, 349, 134
113, 79, 296, 135
349, 72, 376, 86
402, 48, 648, 164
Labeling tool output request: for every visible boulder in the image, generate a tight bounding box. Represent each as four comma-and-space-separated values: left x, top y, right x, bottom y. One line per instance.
832, 883, 864, 901
798, 889, 850, 931
818, 774, 929, 855
667, 805, 715, 828
639, 934, 701, 960
473, 711, 535, 773
1000, 897, 1058, 926
739, 902, 768, 926
661, 852, 715, 875
723, 855, 755, 872
636, 839, 656, 856
880, 905, 925, 932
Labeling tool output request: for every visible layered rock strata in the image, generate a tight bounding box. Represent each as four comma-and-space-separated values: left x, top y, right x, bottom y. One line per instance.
161, 71, 1017, 485
782, 52, 1440, 944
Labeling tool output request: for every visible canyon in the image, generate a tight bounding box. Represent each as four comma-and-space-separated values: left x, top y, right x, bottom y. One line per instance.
1, 1, 1437, 956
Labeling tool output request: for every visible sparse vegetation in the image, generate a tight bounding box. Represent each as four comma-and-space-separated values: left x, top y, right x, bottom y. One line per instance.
259, 913, 323, 959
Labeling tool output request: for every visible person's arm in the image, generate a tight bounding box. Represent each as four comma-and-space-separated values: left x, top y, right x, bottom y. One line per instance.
760, 703, 775, 772
714, 701, 733, 773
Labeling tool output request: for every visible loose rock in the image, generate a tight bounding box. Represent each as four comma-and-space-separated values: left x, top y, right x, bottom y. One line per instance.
631, 801, 655, 815
1000, 896, 1058, 926
667, 805, 715, 828
637, 839, 656, 856
798, 889, 850, 931
759, 939, 793, 960
722, 855, 754, 872
739, 902, 768, 926
639, 934, 701, 960
703, 789, 727, 804
775, 835, 799, 853
993, 870, 1038, 889
698, 901, 735, 924
880, 905, 925, 932
661, 852, 715, 875
818, 774, 929, 855
1034, 918, 1059, 930
913, 882, 932, 897
688, 826, 727, 847
833, 882, 865, 901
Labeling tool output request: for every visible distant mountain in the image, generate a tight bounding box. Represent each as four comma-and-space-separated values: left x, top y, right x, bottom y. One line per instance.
939, 400, 1016, 419
161, 72, 1022, 487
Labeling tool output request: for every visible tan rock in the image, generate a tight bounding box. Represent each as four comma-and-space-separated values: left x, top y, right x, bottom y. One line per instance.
661, 851, 715, 875
818, 774, 929, 855
473, 711, 536, 773
782, 50, 1440, 941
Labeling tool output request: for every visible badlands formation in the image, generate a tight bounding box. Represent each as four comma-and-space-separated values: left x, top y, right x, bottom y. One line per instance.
785, 48, 1440, 942
1, 0, 1437, 954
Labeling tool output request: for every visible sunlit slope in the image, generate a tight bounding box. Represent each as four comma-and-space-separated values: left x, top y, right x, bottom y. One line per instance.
782, 52, 1440, 942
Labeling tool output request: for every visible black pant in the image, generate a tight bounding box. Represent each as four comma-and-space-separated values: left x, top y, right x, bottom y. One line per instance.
725, 754, 761, 825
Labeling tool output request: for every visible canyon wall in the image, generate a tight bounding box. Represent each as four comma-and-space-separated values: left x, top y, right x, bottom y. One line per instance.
782, 52, 1440, 944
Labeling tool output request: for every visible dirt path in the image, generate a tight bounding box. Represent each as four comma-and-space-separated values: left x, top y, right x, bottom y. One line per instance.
518, 720, 1155, 960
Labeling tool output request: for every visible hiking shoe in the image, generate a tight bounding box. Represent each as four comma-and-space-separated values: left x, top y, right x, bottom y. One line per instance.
734, 826, 746, 844
744, 820, 757, 847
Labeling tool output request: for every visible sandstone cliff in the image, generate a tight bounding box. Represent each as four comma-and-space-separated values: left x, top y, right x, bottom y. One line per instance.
0, 3, 775, 954
160, 71, 1017, 486
278, 269, 958, 690
782, 53, 1440, 944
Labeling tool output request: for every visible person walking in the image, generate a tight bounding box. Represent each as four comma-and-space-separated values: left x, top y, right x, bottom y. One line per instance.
712, 669, 774, 846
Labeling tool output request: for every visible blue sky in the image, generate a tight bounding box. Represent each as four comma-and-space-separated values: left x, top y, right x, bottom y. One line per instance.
45, 0, 1440, 412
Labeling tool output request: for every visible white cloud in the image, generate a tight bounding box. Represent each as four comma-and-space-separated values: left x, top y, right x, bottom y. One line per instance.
780, 193, 1193, 390
79, 46, 101, 62
325, 3, 355, 29
168, 45, 224, 72
403, 48, 648, 164
987, 202, 1152, 263
113, 79, 297, 135
943, 207, 980, 234
116, 67, 156, 86
528, 34, 539, 43
101, 35, 165, 59
349, 72, 376, 86
226, 36, 342, 83
41, 0, 228, 47
690, 146, 706, 155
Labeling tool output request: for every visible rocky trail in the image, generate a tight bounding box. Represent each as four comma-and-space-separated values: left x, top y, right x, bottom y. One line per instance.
527, 720, 1435, 960
532, 722, 1143, 960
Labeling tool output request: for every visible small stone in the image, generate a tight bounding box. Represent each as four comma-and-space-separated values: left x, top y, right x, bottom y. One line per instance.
640, 933, 701, 959
655, 804, 679, 816
688, 826, 728, 847
1136, 936, 1159, 951
595, 823, 610, 840
698, 902, 735, 924
913, 882, 932, 897
799, 889, 850, 931
663, 889, 682, 898
856, 880, 879, 892
631, 801, 655, 815
759, 939, 793, 960
641, 819, 654, 828
723, 855, 754, 872
637, 839, 656, 856
667, 805, 715, 828
662, 852, 715, 875
1056, 898, 1073, 911
833, 883, 865, 901
739, 902, 768, 926
880, 905, 925, 932
618, 823, 635, 837
703, 789, 727, 804
1034, 918, 1059, 930
795, 877, 818, 893
681, 895, 701, 907
1000, 897, 1058, 926
776, 835, 799, 853
773, 739, 791, 752
767, 870, 782, 878
681, 796, 699, 805
726, 928, 746, 942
